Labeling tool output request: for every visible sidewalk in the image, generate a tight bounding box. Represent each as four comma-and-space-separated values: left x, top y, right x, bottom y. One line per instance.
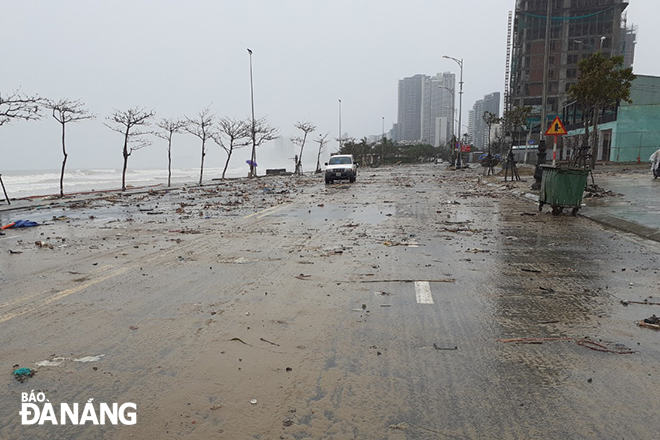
581, 163, 660, 242
483, 162, 660, 244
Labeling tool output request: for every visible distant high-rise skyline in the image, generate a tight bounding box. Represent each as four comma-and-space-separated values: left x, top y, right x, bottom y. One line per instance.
468, 92, 501, 152
396, 72, 455, 146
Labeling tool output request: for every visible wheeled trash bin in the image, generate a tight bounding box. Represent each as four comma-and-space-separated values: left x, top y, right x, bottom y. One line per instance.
538, 165, 589, 215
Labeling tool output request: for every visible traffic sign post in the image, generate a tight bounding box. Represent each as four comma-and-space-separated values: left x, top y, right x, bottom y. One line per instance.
545, 116, 567, 166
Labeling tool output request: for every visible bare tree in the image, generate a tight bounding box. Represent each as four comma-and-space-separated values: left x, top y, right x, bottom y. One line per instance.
184, 107, 215, 185
44, 99, 95, 197
154, 118, 187, 187
213, 117, 251, 179
314, 133, 329, 173
248, 117, 280, 176
291, 122, 316, 175
105, 107, 155, 191
0, 90, 40, 126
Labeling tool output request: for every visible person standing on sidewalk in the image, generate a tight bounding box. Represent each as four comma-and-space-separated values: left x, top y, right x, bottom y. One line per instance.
650, 148, 660, 176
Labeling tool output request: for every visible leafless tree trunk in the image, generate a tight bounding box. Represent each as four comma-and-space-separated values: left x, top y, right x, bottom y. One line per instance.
105, 107, 155, 191
155, 118, 187, 187
214, 117, 251, 179
0, 90, 41, 126
184, 107, 215, 185
314, 133, 329, 173
591, 104, 601, 169
292, 122, 316, 176
44, 99, 94, 197
249, 117, 280, 176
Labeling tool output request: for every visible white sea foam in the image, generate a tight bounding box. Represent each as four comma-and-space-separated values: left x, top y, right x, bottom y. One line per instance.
1, 166, 248, 199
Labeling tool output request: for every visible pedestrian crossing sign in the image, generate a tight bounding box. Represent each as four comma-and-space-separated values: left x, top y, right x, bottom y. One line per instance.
545, 117, 567, 136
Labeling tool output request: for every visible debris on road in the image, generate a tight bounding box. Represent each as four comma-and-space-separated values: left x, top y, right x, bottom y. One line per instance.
389, 422, 409, 430
1, 220, 39, 229
35, 357, 67, 367
433, 343, 458, 350
13, 367, 34, 382
465, 248, 489, 253
521, 268, 542, 273
638, 315, 660, 330
73, 354, 105, 363
230, 337, 251, 345
621, 299, 660, 306
260, 337, 280, 346
498, 337, 635, 354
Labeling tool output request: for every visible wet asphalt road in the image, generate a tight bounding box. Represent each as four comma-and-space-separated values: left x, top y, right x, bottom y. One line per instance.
1, 164, 660, 439
583, 170, 660, 230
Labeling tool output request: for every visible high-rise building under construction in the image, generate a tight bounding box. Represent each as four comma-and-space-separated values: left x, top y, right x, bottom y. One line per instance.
508, 0, 635, 137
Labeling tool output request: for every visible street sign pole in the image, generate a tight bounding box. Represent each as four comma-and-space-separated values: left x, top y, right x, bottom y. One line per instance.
545, 116, 567, 167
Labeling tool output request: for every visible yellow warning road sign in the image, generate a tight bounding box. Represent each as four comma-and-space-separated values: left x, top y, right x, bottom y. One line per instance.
545, 116, 567, 136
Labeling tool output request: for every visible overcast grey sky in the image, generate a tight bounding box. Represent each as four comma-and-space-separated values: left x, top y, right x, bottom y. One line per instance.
1, 0, 657, 172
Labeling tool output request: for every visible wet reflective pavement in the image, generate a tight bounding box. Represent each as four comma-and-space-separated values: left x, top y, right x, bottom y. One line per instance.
581, 167, 660, 237
1, 164, 659, 439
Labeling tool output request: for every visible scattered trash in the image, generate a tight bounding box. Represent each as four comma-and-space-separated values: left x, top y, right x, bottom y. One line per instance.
389, 422, 409, 430
230, 337, 251, 345
465, 248, 489, 253
521, 268, 542, 273
250, 399, 258, 405
13, 367, 34, 382
374, 291, 392, 296
638, 315, 660, 330
73, 354, 105, 363
383, 240, 420, 247
433, 343, 458, 350
8, 250, 23, 254
498, 337, 635, 354
210, 404, 222, 411
360, 278, 454, 284
380, 304, 392, 307
129, 325, 139, 330
295, 274, 311, 280
285, 367, 293, 372
576, 339, 635, 354
1, 220, 39, 229
283, 418, 294, 427
35, 241, 53, 249
621, 299, 660, 306
539, 287, 555, 293
35, 357, 67, 367
260, 337, 280, 346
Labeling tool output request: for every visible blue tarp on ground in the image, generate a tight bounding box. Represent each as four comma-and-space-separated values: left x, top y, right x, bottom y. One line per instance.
3, 220, 39, 228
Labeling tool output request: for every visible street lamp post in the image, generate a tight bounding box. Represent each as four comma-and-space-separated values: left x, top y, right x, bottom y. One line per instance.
441, 86, 456, 145
338, 99, 342, 153
443, 56, 464, 168
247, 48, 257, 178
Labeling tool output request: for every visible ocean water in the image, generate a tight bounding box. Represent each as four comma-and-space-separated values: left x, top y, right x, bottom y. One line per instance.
0, 166, 250, 199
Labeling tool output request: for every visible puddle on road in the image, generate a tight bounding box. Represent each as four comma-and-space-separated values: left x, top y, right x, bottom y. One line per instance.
287, 204, 395, 224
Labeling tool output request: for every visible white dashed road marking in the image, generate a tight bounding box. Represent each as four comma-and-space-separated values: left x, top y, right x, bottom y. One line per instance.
415, 281, 434, 304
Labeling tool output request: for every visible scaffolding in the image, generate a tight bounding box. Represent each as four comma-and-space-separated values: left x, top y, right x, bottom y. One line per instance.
508, 0, 632, 137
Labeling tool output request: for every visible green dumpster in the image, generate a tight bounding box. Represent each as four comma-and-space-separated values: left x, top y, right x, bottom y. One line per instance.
538, 165, 589, 215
